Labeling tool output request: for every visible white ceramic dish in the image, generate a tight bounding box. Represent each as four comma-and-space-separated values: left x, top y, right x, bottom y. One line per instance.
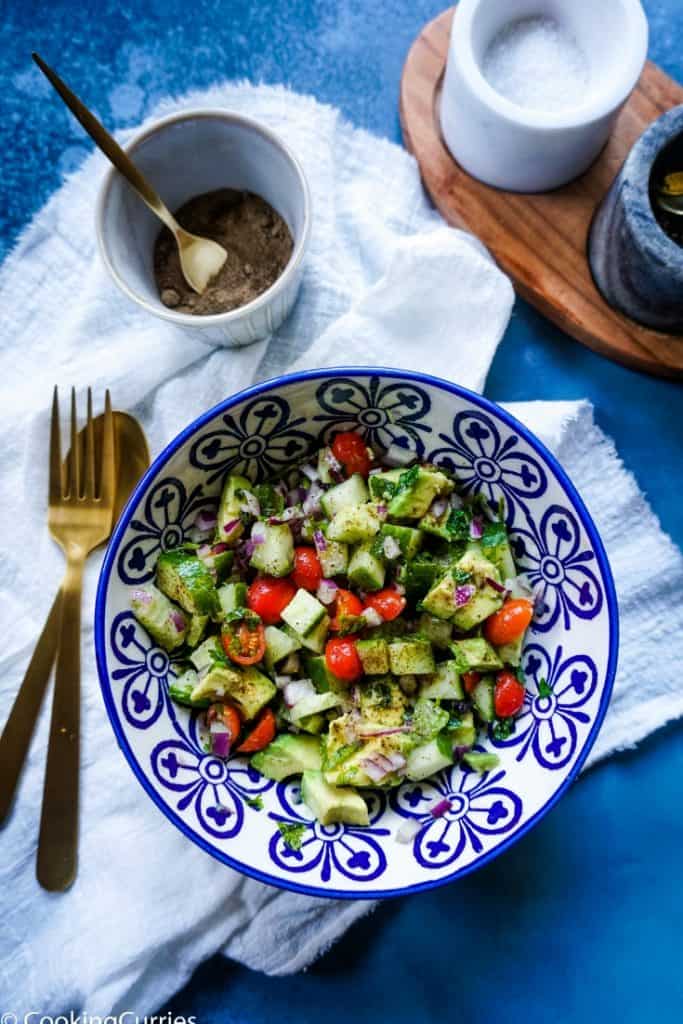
440, 0, 648, 192
96, 109, 311, 348
95, 368, 618, 898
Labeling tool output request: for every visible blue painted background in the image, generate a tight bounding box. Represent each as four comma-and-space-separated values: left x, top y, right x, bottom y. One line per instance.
3, 1, 683, 1020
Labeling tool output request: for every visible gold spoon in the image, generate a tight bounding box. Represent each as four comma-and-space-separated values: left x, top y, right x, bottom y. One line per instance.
0, 411, 150, 825
656, 171, 683, 217
32, 53, 228, 295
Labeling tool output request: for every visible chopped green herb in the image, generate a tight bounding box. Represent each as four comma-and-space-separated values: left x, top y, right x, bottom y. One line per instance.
395, 464, 420, 493
277, 821, 307, 851
537, 677, 552, 698
481, 520, 507, 551
445, 508, 471, 541
246, 796, 264, 811
323, 742, 361, 771
372, 477, 397, 500
492, 717, 516, 741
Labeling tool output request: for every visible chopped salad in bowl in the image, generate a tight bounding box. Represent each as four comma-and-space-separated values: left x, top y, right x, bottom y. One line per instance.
97, 367, 617, 897
130, 429, 537, 828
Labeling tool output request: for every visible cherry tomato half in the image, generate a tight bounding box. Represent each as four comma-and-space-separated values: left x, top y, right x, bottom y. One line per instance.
331, 431, 372, 478
222, 619, 266, 666
330, 588, 364, 631
291, 546, 322, 592
484, 599, 534, 647
462, 670, 481, 695
325, 635, 363, 683
494, 671, 526, 718
207, 702, 242, 740
363, 589, 407, 622
247, 577, 296, 625
236, 707, 277, 753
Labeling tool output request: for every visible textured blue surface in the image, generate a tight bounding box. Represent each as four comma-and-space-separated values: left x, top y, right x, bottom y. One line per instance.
2, 1, 683, 1019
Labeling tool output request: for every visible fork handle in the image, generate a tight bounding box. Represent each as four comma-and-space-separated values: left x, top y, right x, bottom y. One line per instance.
0, 591, 62, 824
37, 556, 84, 891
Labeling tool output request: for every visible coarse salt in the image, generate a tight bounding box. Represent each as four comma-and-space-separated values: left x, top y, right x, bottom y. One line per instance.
482, 16, 590, 113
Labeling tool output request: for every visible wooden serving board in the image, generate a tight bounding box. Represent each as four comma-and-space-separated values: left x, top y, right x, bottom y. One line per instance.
400, 7, 683, 379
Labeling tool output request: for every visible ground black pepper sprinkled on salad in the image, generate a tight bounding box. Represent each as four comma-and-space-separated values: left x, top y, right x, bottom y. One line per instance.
130, 431, 538, 827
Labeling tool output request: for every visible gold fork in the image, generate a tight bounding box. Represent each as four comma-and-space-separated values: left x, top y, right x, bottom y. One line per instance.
36, 387, 115, 891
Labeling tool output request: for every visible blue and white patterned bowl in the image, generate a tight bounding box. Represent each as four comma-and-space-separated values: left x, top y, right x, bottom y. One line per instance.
95, 368, 618, 898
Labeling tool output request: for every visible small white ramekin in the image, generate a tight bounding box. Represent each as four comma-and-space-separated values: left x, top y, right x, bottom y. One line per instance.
440, 0, 648, 193
97, 110, 311, 347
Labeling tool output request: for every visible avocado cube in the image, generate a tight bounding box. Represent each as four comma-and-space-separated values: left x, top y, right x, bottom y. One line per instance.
348, 542, 386, 592
318, 540, 349, 577
418, 612, 453, 649
376, 523, 424, 560
452, 586, 504, 631
387, 466, 452, 519
168, 669, 208, 708
326, 502, 382, 543
304, 653, 349, 694
156, 549, 219, 616
419, 504, 471, 542
356, 637, 390, 675
251, 734, 322, 781
388, 637, 435, 675
186, 613, 208, 647
301, 770, 369, 826
131, 583, 188, 651
250, 523, 294, 577
359, 677, 408, 726
216, 473, 251, 545
420, 661, 464, 700
451, 637, 504, 672
421, 571, 460, 621
192, 665, 276, 720
463, 751, 500, 774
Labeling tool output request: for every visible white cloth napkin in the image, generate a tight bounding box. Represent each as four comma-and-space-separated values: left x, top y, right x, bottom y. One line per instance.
1, 81, 682, 1014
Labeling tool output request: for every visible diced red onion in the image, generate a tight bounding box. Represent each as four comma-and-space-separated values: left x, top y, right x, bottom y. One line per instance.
169, 610, 186, 632
361, 758, 390, 783
239, 492, 261, 517
429, 496, 448, 520
382, 535, 401, 561
383, 443, 415, 467
469, 516, 484, 540
132, 589, 152, 607
485, 576, 507, 594
313, 529, 328, 552
187, 525, 213, 543
396, 818, 423, 844
303, 481, 324, 517
237, 539, 255, 565
274, 480, 289, 501
317, 578, 338, 605
360, 606, 383, 629
195, 508, 217, 532
454, 584, 476, 608
209, 719, 229, 734
287, 486, 306, 507
212, 542, 230, 555
283, 679, 316, 708
222, 518, 240, 535
301, 463, 320, 483
375, 504, 388, 521
324, 448, 344, 474
385, 752, 407, 772
357, 724, 412, 738
211, 731, 231, 758
268, 505, 304, 525
197, 543, 212, 559
430, 798, 452, 818
453, 744, 472, 760
251, 521, 266, 544
350, 685, 361, 707
275, 674, 293, 690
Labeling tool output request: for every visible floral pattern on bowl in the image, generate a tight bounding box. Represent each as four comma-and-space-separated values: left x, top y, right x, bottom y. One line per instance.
95, 368, 618, 899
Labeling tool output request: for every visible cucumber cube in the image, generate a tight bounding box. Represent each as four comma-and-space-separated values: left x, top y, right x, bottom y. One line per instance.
348, 542, 386, 592
281, 589, 326, 636
320, 474, 369, 518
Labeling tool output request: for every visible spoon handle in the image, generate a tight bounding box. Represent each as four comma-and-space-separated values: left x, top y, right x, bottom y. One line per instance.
32, 52, 177, 232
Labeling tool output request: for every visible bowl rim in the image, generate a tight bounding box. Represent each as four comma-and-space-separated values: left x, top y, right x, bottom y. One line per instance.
95, 367, 619, 899
95, 108, 312, 327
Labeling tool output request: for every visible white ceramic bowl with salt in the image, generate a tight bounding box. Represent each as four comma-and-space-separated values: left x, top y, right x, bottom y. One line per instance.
440, 0, 648, 192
